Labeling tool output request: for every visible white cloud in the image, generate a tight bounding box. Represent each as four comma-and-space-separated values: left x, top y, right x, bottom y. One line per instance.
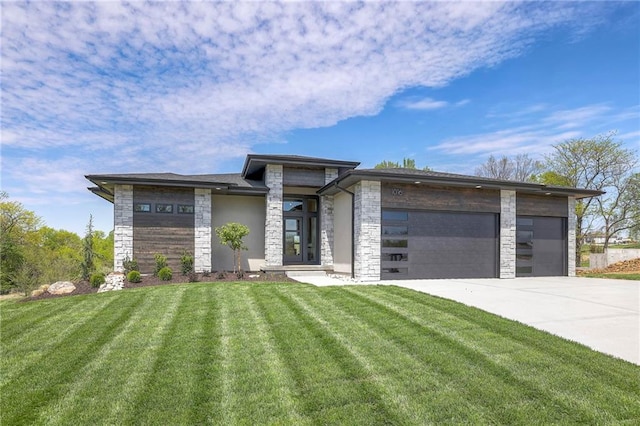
429, 103, 629, 157
1, 1, 610, 195
397, 97, 449, 111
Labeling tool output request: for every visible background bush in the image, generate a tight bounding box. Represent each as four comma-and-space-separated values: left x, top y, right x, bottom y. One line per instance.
154, 253, 168, 276
180, 251, 194, 275
127, 270, 141, 283
123, 255, 139, 274
158, 266, 172, 281
90, 273, 105, 288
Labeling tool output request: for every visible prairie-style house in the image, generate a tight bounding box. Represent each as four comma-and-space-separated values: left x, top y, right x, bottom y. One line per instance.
86, 154, 600, 280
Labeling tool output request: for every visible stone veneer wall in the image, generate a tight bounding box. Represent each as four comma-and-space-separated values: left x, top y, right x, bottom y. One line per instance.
321, 168, 339, 266
500, 190, 516, 278
194, 188, 212, 273
353, 181, 381, 281
567, 197, 576, 277
265, 164, 284, 266
114, 184, 133, 272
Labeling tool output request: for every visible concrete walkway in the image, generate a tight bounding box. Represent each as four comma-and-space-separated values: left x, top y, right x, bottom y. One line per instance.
290, 274, 639, 364
385, 277, 640, 365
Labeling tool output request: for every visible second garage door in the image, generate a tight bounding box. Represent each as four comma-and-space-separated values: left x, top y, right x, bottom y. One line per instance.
381, 210, 499, 280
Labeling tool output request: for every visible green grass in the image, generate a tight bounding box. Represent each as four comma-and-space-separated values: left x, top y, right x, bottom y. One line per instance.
580, 273, 640, 280
2, 282, 639, 425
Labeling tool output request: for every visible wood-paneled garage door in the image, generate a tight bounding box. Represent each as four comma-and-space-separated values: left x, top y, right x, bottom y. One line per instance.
381, 210, 499, 280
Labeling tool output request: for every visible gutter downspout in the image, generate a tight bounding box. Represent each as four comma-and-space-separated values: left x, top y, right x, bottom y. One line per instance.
334, 183, 355, 279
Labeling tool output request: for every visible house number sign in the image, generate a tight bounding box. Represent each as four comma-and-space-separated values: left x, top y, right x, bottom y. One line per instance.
391, 188, 404, 196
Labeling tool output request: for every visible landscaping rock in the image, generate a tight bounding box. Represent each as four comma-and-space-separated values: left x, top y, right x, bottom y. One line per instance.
98, 273, 125, 293
48, 281, 76, 295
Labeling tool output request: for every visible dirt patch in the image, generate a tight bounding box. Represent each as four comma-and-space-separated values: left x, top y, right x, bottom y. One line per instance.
578, 258, 640, 275
24, 271, 291, 302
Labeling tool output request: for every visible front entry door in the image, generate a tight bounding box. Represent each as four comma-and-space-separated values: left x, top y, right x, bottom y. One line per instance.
284, 218, 303, 263
283, 197, 319, 265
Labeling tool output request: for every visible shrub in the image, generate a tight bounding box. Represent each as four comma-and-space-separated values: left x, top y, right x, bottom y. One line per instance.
123, 255, 139, 274
180, 251, 194, 275
127, 270, 141, 283
158, 266, 172, 281
154, 253, 168, 276
188, 271, 199, 283
90, 273, 105, 288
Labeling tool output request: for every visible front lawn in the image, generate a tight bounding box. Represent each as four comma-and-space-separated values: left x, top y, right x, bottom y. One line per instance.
2, 282, 638, 424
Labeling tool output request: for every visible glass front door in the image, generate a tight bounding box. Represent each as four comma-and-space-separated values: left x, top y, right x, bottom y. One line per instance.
283, 196, 319, 265
284, 218, 303, 263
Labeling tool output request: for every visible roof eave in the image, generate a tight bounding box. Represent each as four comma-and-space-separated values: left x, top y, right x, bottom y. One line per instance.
241, 154, 360, 178
317, 170, 604, 199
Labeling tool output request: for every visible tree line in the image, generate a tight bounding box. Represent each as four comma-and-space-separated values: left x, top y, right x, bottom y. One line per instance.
0, 191, 113, 295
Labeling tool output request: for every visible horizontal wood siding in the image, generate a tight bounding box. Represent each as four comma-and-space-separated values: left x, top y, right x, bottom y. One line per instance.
283, 167, 325, 187
381, 183, 500, 213
516, 194, 568, 217
133, 186, 195, 273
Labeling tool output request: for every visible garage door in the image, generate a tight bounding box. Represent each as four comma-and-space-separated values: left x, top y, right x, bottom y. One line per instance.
516, 216, 567, 277
381, 210, 499, 280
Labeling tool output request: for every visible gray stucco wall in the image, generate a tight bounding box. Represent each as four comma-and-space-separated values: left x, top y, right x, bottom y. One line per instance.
333, 187, 353, 274
211, 195, 266, 271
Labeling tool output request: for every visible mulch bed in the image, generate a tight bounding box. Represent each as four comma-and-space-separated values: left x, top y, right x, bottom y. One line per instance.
26, 271, 291, 302
578, 257, 640, 275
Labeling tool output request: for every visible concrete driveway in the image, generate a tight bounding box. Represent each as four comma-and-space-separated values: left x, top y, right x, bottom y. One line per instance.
385, 277, 639, 365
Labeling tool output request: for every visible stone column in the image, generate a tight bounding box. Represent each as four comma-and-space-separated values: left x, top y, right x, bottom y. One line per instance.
567, 197, 576, 277
194, 188, 212, 273
321, 168, 339, 267
114, 184, 133, 272
500, 190, 517, 278
353, 181, 381, 281
264, 164, 283, 267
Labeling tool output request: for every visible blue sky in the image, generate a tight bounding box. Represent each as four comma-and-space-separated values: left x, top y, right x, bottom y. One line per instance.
2, 1, 639, 235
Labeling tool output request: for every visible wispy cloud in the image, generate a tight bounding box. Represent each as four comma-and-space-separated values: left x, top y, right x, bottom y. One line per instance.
396, 97, 471, 111
1, 1, 610, 201
397, 97, 449, 111
430, 103, 634, 157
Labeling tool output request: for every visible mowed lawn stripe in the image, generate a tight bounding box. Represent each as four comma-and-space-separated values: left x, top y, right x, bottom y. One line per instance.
300, 286, 505, 424
216, 284, 303, 424
346, 285, 640, 423
245, 285, 306, 424
1, 292, 146, 425
255, 286, 404, 424
375, 285, 640, 414
123, 286, 206, 425
0, 295, 122, 387
188, 285, 224, 424
36, 287, 186, 424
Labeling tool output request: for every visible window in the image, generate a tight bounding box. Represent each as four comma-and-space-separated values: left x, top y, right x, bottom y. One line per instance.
517, 217, 534, 226
382, 253, 408, 262
382, 268, 408, 275
516, 266, 532, 274
283, 200, 304, 212
156, 204, 173, 213
382, 210, 408, 221
382, 226, 408, 236
382, 239, 408, 248
134, 203, 151, 212
178, 204, 194, 214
